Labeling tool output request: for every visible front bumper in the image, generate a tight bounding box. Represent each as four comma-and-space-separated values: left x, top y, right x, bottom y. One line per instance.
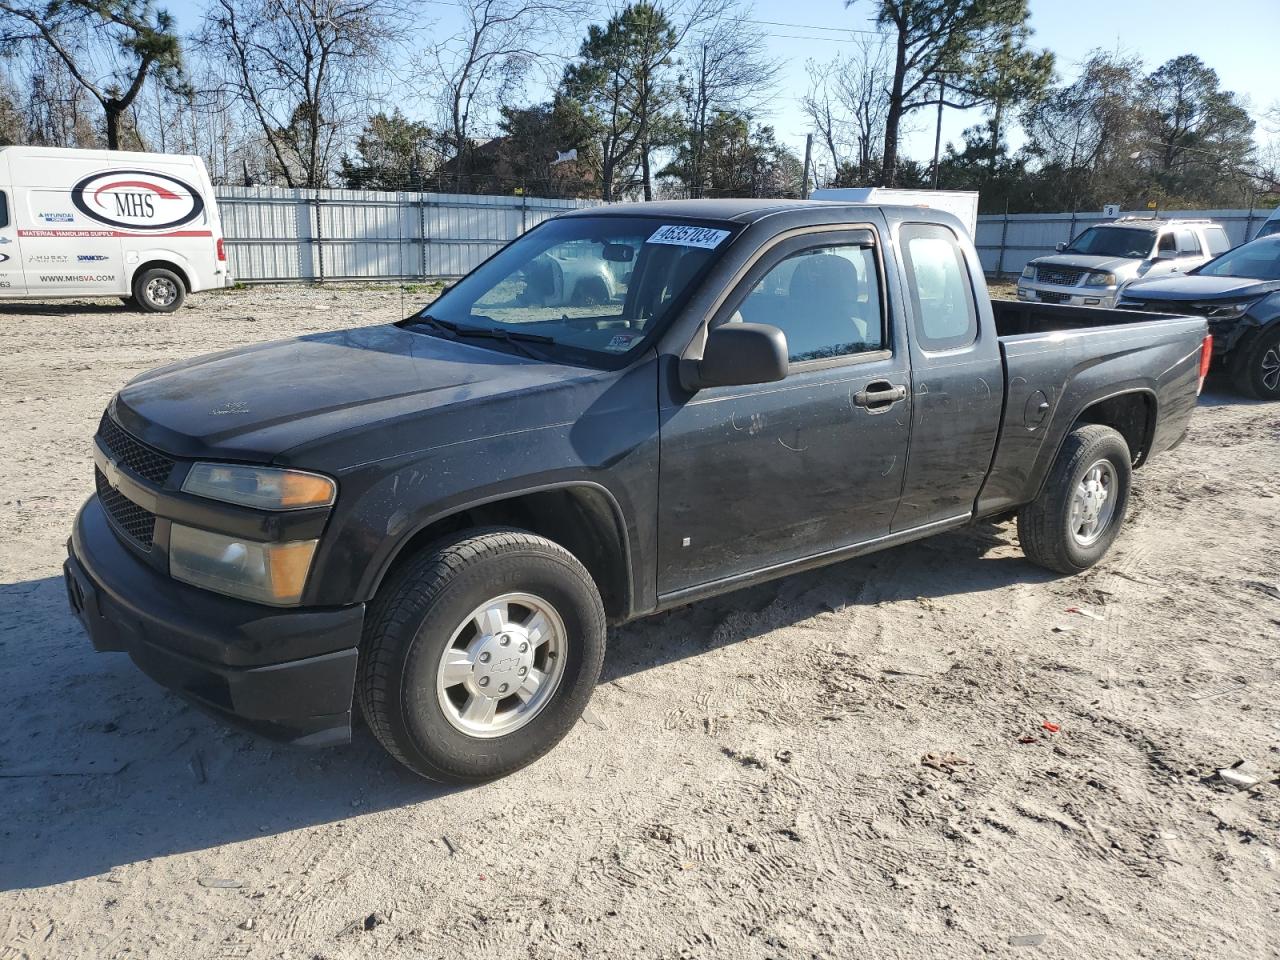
66, 496, 363, 746
1016, 281, 1118, 308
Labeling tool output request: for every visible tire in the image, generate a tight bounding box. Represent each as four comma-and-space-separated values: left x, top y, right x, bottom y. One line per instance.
572, 276, 609, 307
1232, 325, 1280, 400
132, 267, 186, 313
356, 528, 606, 783
1017, 424, 1132, 575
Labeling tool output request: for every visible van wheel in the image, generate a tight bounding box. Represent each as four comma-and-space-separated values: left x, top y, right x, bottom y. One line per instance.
133, 267, 186, 313
356, 528, 606, 783
1233, 326, 1280, 400
1018, 425, 1132, 575
572, 276, 609, 307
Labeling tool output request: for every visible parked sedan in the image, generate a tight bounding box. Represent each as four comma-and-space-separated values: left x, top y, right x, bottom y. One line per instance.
1118, 234, 1280, 399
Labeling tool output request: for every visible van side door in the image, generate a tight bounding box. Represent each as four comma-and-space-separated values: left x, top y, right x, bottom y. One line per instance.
22, 184, 122, 298
0, 188, 26, 295
657, 225, 911, 598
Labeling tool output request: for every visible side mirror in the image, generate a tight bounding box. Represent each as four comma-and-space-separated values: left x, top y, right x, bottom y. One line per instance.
681, 322, 789, 391
1156, 248, 1177, 260
1055, 241, 1067, 252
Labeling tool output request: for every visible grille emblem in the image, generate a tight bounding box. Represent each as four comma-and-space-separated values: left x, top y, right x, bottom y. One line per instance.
102, 456, 122, 489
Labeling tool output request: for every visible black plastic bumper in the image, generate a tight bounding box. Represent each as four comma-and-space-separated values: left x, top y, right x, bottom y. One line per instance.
66, 497, 364, 746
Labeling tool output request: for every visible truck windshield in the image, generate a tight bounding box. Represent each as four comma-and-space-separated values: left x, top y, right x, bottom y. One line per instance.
406, 215, 734, 366
1194, 236, 1280, 281
1064, 226, 1156, 259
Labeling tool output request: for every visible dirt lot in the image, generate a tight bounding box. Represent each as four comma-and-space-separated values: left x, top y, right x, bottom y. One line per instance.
1, 286, 1277, 960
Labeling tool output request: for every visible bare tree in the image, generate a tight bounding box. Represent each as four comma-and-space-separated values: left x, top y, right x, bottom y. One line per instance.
802, 34, 892, 187
426, 0, 586, 192
200, 0, 399, 188
678, 4, 780, 198
0, 0, 185, 149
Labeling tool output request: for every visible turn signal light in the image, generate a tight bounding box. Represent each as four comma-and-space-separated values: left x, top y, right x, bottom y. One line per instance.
1197, 334, 1213, 395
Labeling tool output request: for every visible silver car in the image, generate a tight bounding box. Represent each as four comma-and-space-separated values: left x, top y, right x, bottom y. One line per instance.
1016, 218, 1232, 308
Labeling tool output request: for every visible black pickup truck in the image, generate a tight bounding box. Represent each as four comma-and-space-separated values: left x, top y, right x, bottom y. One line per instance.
65, 200, 1211, 782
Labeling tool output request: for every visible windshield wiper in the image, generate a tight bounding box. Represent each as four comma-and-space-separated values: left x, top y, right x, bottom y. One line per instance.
401, 313, 556, 359
401, 313, 459, 334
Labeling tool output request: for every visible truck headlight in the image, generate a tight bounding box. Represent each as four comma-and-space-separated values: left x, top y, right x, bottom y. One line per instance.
1021, 265, 1035, 279
169, 524, 319, 606
183, 463, 336, 510
1085, 272, 1117, 287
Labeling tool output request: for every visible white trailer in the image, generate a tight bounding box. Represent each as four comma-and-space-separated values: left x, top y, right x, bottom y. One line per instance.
0, 146, 232, 312
810, 187, 979, 239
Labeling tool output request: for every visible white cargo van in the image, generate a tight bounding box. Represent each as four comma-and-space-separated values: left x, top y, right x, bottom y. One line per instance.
0, 146, 231, 312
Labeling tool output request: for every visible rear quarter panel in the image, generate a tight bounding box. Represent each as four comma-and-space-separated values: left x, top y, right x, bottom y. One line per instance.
976, 316, 1206, 517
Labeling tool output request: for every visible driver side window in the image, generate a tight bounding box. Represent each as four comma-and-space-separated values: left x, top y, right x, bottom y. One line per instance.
729, 244, 884, 363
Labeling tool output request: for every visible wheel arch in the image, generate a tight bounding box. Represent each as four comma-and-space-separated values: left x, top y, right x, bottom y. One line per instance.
1069, 388, 1158, 468
132, 258, 192, 295
368, 481, 635, 623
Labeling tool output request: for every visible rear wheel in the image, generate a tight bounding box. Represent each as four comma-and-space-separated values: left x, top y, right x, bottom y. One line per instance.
132, 267, 186, 313
1018, 424, 1132, 574
1233, 325, 1280, 400
356, 528, 606, 783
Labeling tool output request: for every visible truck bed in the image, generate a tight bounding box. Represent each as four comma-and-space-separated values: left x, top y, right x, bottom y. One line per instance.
976, 299, 1208, 520
990, 299, 1188, 337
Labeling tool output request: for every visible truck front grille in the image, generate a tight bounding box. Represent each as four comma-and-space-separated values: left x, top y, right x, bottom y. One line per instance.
97, 413, 175, 486
1035, 266, 1087, 287
96, 467, 156, 550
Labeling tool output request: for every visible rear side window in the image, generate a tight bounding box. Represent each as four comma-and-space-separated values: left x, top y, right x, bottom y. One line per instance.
0, 191, 8, 229
900, 224, 977, 351
1203, 226, 1231, 255
1175, 229, 1201, 255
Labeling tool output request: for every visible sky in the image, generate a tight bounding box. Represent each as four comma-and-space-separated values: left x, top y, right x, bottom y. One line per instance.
164, 0, 1279, 169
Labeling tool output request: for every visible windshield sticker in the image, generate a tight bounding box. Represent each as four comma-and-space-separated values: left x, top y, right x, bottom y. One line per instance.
647, 225, 730, 249
605, 333, 641, 352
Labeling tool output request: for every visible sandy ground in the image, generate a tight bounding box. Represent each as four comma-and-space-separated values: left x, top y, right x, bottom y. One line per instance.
1, 285, 1277, 960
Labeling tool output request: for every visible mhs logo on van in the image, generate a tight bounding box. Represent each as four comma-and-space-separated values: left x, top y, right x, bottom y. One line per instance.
71, 169, 204, 232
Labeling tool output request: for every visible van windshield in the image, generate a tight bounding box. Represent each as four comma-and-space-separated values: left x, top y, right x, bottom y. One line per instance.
1063, 226, 1156, 259
404, 216, 734, 367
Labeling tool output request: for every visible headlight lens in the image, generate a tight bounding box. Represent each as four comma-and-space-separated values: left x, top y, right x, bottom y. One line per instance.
183, 463, 336, 510
169, 524, 319, 605
1085, 272, 1117, 287
1021, 264, 1036, 279
1191, 301, 1255, 320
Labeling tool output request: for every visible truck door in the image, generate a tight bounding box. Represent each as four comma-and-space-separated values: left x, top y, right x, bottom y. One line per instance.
22, 184, 122, 298
891, 221, 1004, 531
657, 227, 911, 597
0, 188, 24, 295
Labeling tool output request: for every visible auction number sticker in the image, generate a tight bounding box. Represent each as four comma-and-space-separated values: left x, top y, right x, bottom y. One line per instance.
647, 224, 730, 249
605, 333, 641, 352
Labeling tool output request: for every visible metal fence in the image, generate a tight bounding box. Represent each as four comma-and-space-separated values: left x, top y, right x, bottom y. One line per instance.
976, 207, 1271, 277
214, 187, 600, 283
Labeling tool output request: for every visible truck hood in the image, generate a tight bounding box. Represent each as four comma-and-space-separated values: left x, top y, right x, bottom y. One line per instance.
1121, 275, 1280, 302
113, 324, 594, 463
1032, 254, 1137, 274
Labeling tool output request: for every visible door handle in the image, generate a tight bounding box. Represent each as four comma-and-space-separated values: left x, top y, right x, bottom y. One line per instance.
854, 381, 907, 410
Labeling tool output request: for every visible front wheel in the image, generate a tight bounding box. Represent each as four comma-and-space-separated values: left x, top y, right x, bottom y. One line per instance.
132, 266, 186, 313
356, 528, 606, 783
1233, 325, 1280, 400
1018, 424, 1132, 575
